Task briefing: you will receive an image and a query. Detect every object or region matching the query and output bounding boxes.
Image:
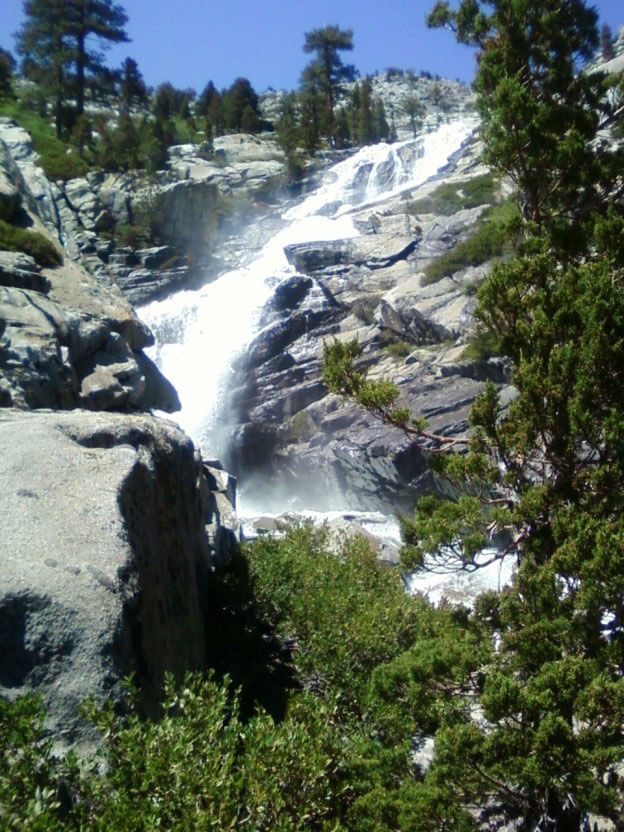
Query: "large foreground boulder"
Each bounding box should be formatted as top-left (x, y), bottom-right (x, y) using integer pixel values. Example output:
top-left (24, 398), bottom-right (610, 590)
top-left (0, 409), bottom-right (229, 750)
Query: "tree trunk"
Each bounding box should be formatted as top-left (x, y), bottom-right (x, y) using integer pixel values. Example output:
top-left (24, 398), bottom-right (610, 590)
top-left (76, 20), bottom-right (85, 116)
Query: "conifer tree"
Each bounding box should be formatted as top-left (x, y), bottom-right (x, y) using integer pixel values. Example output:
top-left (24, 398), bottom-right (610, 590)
top-left (0, 49), bottom-right (15, 100)
top-left (302, 25), bottom-right (356, 144)
top-left (299, 82), bottom-right (321, 154)
top-left (601, 22), bottom-right (615, 60)
top-left (356, 76), bottom-right (373, 144)
top-left (16, 0), bottom-right (72, 136)
top-left (401, 94), bottom-right (425, 138)
top-left (427, 0), bottom-right (623, 250)
top-left (119, 56), bottom-right (147, 115)
top-left (68, 0), bottom-right (128, 116)
top-left (275, 92), bottom-right (300, 156)
top-left (197, 81), bottom-right (224, 136)
top-left (223, 77), bottom-right (260, 133)
top-left (373, 97), bottom-right (390, 142)
top-left (16, 0), bottom-right (128, 134)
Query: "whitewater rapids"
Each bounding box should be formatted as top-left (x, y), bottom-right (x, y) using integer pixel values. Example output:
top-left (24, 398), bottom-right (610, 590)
top-left (138, 118), bottom-right (478, 465)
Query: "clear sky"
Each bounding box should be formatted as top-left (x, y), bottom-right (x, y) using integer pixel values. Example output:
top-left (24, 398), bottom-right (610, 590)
top-left (1, 0), bottom-right (623, 95)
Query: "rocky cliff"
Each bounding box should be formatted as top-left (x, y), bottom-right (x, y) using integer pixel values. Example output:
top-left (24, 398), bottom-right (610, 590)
top-left (0, 116), bottom-right (241, 748)
top-left (227, 131), bottom-right (514, 513)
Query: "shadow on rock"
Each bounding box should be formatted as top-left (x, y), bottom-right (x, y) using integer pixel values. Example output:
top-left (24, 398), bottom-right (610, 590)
top-left (204, 550), bottom-right (295, 722)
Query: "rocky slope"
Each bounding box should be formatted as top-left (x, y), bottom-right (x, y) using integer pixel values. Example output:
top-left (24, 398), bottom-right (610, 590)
top-left (227, 131), bottom-right (514, 514)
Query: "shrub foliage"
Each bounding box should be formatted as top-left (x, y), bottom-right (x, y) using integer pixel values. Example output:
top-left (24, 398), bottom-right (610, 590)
top-left (0, 219), bottom-right (62, 266)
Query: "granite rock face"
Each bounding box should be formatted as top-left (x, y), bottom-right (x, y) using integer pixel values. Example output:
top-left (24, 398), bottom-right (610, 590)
top-left (0, 118), bottom-right (292, 306)
top-left (0, 409), bottom-right (223, 749)
top-left (0, 127), bottom-right (178, 412)
top-left (228, 134), bottom-right (505, 513)
top-left (0, 258), bottom-right (177, 411)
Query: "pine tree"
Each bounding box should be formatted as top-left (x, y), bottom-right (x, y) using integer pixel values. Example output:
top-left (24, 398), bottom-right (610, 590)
top-left (119, 57), bottom-right (147, 114)
top-left (601, 22), bottom-right (615, 61)
top-left (356, 77), bottom-right (373, 144)
top-left (0, 49), bottom-right (15, 100)
top-left (427, 0), bottom-right (623, 251)
top-left (223, 77), bottom-right (260, 133)
top-left (373, 97), bottom-right (389, 142)
top-left (68, 0), bottom-right (128, 117)
top-left (16, 0), bottom-right (72, 136)
top-left (16, 0), bottom-right (128, 134)
top-left (196, 81), bottom-right (223, 134)
top-left (299, 83), bottom-right (321, 154)
top-left (401, 94), bottom-right (425, 138)
top-left (275, 92), bottom-right (300, 156)
top-left (302, 25), bottom-right (356, 144)
top-left (349, 83), bottom-right (360, 140)
top-left (333, 107), bottom-right (351, 148)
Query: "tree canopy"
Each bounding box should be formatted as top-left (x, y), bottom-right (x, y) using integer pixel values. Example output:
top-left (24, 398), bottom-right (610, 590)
top-left (118, 56), bottom-right (147, 114)
top-left (16, 0), bottom-right (128, 135)
top-left (222, 77), bottom-right (261, 133)
top-left (301, 24), bottom-right (356, 144)
top-left (0, 48), bottom-right (15, 100)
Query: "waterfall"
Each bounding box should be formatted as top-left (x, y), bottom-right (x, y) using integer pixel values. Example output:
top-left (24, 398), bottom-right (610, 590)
top-left (138, 117), bottom-right (477, 482)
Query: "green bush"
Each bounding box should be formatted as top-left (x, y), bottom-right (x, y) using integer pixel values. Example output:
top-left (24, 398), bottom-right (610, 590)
top-left (383, 340), bottom-right (413, 359)
top-left (0, 219), bottom-right (62, 266)
top-left (0, 101), bottom-right (89, 181)
top-left (289, 409), bottom-right (314, 439)
top-left (460, 328), bottom-right (503, 361)
top-left (0, 695), bottom-right (69, 831)
top-left (112, 222), bottom-right (151, 249)
top-left (246, 525), bottom-right (423, 712)
top-left (422, 200), bottom-right (520, 285)
top-left (409, 173), bottom-right (498, 216)
top-left (80, 674), bottom-right (347, 832)
top-left (0, 527), bottom-right (487, 830)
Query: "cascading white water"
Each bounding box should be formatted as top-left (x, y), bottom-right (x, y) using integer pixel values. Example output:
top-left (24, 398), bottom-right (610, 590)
top-left (286, 119), bottom-right (477, 220)
top-left (138, 212), bottom-right (358, 449)
top-left (138, 117), bottom-right (477, 476)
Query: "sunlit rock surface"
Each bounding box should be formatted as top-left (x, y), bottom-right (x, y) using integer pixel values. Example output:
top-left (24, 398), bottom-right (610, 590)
top-left (0, 410), bottom-right (215, 750)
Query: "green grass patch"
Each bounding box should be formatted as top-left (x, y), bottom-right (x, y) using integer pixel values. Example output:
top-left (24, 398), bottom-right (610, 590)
top-left (0, 219), bottom-right (62, 266)
top-left (460, 328), bottom-right (503, 361)
top-left (409, 173), bottom-right (498, 216)
top-left (384, 340), bottom-right (413, 359)
top-left (0, 100), bottom-right (89, 181)
top-left (112, 222), bottom-right (151, 249)
top-left (289, 409), bottom-right (315, 440)
top-left (422, 200), bottom-right (520, 286)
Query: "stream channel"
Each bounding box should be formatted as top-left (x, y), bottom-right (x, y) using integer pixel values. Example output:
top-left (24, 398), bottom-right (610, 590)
top-left (138, 117), bottom-right (511, 603)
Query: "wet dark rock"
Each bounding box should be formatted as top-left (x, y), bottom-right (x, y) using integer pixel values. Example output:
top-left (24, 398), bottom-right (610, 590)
top-left (241, 309), bottom-right (332, 370)
top-left (114, 265), bottom-right (199, 305)
top-left (273, 274), bottom-right (313, 310)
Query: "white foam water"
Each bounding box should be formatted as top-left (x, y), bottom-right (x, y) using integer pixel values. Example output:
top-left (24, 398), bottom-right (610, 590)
top-left (138, 212), bottom-right (358, 446)
top-left (136, 116), bottom-right (516, 604)
top-left (138, 116), bottom-right (478, 463)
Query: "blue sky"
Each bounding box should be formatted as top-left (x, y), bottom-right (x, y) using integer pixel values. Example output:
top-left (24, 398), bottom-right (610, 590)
top-left (2, 0), bottom-right (623, 94)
